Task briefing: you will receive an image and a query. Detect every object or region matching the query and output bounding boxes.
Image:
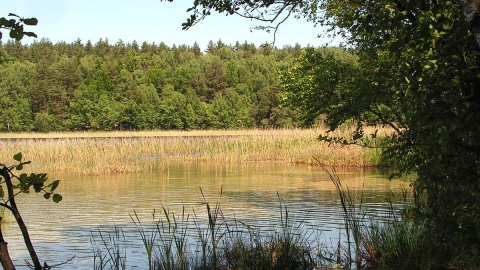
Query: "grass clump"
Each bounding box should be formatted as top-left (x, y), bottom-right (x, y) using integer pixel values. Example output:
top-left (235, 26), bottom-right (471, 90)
top-left (153, 189), bottom-right (324, 269)
top-left (361, 217), bottom-right (440, 270)
top-left (222, 222), bottom-right (318, 269)
top-left (221, 195), bottom-right (319, 270)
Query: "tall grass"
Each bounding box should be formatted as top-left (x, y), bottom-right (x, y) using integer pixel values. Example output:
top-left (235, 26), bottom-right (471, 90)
top-left (0, 128), bottom-right (389, 175)
top-left (323, 163), bottom-right (365, 269)
top-left (318, 162), bottom-right (444, 270)
top-left (131, 210), bottom-right (158, 270)
top-left (361, 217), bottom-right (439, 270)
top-left (91, 226), bottom-right (127, 270)
top-left (90, 176), bottom-right (439, 270)
top-left (91, 189), bottom-right (340, 269)
top-left (155, 206), bottom-right (191, 270)
top-left (93, 202), bottom-right (441, 269)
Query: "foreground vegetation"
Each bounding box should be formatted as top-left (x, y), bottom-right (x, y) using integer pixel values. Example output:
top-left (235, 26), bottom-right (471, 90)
top-left (91, 169), bottom-right (443, 270)
top-left (0, 128), bottom-right (388, 174)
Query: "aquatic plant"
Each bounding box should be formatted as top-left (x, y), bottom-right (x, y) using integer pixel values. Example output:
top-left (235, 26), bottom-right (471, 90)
top-left (0, 128), bottom-right (389, 175)
top-left (319, 162), bottom-right (444, 270)
top-left (91, 226), bottom-right (127, 270)
top-left (361, 217), bottom-right (440, 270)
top-left (90, 164), bottom-right (443, 269)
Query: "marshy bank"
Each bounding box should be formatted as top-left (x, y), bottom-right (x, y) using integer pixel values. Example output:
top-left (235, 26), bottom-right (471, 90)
top-left (0, 128), bottom-right (389, 175)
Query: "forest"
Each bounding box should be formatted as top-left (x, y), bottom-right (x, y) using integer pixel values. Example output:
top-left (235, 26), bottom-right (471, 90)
top-left (0, 38), bottom-right (340, 132)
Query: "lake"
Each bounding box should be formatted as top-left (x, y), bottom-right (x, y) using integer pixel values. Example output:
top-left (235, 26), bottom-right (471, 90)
top-left (2, 162), bottom-right (408, 269)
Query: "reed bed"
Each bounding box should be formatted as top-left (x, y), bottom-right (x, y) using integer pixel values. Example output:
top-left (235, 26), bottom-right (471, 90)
top-left (0, 128), bottom-right (389, 175)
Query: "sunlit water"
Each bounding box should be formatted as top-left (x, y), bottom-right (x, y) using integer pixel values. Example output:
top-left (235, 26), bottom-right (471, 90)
top-left (2, 162), bottom-right (409, 269)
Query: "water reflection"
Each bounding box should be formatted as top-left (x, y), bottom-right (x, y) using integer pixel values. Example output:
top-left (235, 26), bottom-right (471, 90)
top-left (3, 162), bottom-right (408, 269)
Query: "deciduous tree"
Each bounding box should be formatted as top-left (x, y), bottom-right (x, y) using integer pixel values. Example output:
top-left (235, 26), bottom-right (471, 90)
top-left (163, 0), bottom-right (480, 265)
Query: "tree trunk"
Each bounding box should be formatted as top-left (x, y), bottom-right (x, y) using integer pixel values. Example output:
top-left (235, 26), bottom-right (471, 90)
top-left (457, 0), bottom-right (480, 47)
top-left (0, 242), bottom-right (16, 270)
top-left (0, 217), bottom-right (15, 270)
top-left (0, 167), bottom-right (42, 270)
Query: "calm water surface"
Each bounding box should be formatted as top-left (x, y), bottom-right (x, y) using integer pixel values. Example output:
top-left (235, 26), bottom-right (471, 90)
top-left (3, 162), bottom-right (408, 268)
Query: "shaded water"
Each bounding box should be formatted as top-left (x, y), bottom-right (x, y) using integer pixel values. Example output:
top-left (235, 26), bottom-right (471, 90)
top-left (2, 162), bottom-right (408, 268)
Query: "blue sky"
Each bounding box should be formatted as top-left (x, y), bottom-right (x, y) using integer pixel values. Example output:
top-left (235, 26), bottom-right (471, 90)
top-left (1, 0), bottom-right (341, 50)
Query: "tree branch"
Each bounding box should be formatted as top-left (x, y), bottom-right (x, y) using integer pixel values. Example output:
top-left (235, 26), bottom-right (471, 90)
top-left (0, 167), bottom-right (42, 270)
top-left (366, 108), bottom-right (403, 135)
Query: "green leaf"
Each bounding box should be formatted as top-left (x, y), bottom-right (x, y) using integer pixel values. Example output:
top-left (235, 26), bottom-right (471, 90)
top-left (15, 32), bottom-right (24, 41)
top-left (24, 31), bottom-right (37, 38)
top-left (50, 180), bottom-right (60, 191)
top-left (13, 152), bottom-right (22, 162)
top-left (3, 19), bottom-right (16, 27)
top-left (9, 29), bottom-right (17, 39)
top-left (16, 164), bottom-right (23, 171)
top-left (33, 184), bottom-right (42, 193)
top-left (22, 18), bottom-right (38, 25)
top-left (52, 194), bottom-right (62, 203)
top-left (44, 193), bottom-right (51, 199)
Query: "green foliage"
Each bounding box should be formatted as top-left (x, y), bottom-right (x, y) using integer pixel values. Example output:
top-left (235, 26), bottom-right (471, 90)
top-left (210, 87), bottom-right (253, 128)
top-left (131, 84), bottom-right (161, 129)
top-left (1, 39), bottom-right (306, 131)
top-left (0, 13), bottom-right (37, 41)
top-left (0, 61), bottom-right (35, 131)
top-left (33, 111), bottom-right (57, 132)
top-left (0, 153), bottom-right (62, 203)
top-left (159, 84), bottom-right (187, 129)
top-left (280, 47), bottom-right (359, 127)
top-left (280, 0), bottom-right (480, 265)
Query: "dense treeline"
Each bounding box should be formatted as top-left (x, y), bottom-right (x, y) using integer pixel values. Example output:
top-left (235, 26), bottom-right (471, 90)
top-left (0, 38), bottom-right (328, 132)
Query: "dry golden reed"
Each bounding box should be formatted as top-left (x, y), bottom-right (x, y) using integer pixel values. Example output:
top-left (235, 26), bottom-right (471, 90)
top-left (0, 128), bottom-right (386, 175)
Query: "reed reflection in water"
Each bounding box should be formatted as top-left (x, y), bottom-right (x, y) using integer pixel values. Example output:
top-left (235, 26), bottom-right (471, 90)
top-left (2, 162), bottom-right (407, 269)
